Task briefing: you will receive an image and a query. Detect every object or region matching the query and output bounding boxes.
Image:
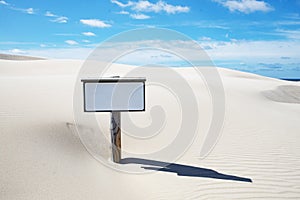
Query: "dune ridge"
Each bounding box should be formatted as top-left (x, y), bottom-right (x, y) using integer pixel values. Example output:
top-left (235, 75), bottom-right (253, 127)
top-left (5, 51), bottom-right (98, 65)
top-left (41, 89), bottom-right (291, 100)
top-left (0, 53), bottom-right (45, 61)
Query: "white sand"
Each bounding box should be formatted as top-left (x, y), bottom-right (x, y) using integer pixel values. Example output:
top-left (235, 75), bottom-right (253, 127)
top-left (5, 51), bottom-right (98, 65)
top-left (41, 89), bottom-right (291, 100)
top-left (1, 59), bottom-right (300, 199)
top-left (0, 53), bottom-right (45, 61)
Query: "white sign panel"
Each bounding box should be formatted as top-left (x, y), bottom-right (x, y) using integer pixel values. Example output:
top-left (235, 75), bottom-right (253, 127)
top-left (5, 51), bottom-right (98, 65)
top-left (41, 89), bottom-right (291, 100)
top-left (82, 78), bottom-right (145, 112)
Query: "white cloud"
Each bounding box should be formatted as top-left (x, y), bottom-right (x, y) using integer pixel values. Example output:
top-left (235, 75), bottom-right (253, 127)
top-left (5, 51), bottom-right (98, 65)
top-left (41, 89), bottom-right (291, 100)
top-left (55, 33), bottom-right (79, 36)
top-left (276, 29), bottom-right (300, 40)
top-left (25, 8), bottom-right (34, 14)
top-left (179, 21), bottom-right (230, 30)
top-left (51, 16), bottom-right (68, 23)
top-left (214, 0), bottom-right (273, 14)
top-left (200, 36), bottom-right (212, 41)
top-left (276, 20), bottom-right (300, 26)
top-left (284, 13), bottom-right (300, 20)
top-left (0, 41), bottom-right (37, 45)
top-left (111, 0), bottom-right (190, 14)
top-left (82, 40), bottom-right (91, 43)
top-left (1, 3), bottom-right (37, 15)
top-left (10, 7), bottom-right (35, 14)
top-left (65, 40), bottom-right (78, 45)
top-left (111, 0), bottom-right (133, 8)
top-left (45, 11), bottom-right (68, 23)
top-left (130, 13), bottom-right (151, 19)
top-left (45, 11), bottom-right (56, 17)
top-left (82, 32), bottom-right (96, 36)
top-left (9, 49), bottom-right (27, 54)
top-left (0, 0), bottom-right (9, 5)
top-left (116, 10), bottom-right (130, 14)
top-left (80, 19), bottom-right (112, 28)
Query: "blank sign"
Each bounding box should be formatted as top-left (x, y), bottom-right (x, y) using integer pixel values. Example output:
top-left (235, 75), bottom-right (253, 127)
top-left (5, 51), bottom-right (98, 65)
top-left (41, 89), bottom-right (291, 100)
top-left (82, 78), bottom-right (145, 112)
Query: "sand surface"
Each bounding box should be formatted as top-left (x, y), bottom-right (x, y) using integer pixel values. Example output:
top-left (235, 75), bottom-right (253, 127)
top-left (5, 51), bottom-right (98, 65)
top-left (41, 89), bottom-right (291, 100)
top-left (0, 53), bottom-right (45, 61)
top-left (1, 59), bottom-right (300, 199)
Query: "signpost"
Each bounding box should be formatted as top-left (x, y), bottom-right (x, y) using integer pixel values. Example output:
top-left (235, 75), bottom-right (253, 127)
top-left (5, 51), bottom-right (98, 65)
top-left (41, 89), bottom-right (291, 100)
top-left (81, 77), bottom-right (146, 163)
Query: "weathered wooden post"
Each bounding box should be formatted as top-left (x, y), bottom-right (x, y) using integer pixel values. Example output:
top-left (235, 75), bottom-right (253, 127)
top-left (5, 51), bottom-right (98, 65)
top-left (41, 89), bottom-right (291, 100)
top-left (110, 111), bottom-right (121, 163)
top-left (82, 77), bottom-right (146, 163)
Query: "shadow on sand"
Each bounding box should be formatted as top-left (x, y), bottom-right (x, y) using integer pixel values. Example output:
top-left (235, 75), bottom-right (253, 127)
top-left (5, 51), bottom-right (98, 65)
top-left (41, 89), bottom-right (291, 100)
top-left (120, 158), bottom-right (252, 183)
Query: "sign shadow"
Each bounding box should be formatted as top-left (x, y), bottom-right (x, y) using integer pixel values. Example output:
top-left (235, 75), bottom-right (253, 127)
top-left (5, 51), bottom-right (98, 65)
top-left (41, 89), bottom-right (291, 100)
top-left (120, 157), bottom-right (252, 183)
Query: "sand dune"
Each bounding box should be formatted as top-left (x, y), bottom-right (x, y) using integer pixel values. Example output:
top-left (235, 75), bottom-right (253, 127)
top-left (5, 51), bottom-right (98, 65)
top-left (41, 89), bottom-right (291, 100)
top-left (263, 85), bottom-right (300, 104)
top-left (0, 53), bottom-right (45, 61)
top-left (1, 59), bottom-right (300, 199)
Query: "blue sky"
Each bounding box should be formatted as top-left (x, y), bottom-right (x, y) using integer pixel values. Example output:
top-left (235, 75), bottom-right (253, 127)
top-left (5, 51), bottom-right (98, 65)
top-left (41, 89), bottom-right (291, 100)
top-left (1, 0), bottom-right (300, 78)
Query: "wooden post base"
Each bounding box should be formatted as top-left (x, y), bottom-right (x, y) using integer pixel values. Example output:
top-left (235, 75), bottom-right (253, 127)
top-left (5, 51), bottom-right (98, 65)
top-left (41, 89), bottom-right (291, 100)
top-left (110, 111), bottom-right (121, 163)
